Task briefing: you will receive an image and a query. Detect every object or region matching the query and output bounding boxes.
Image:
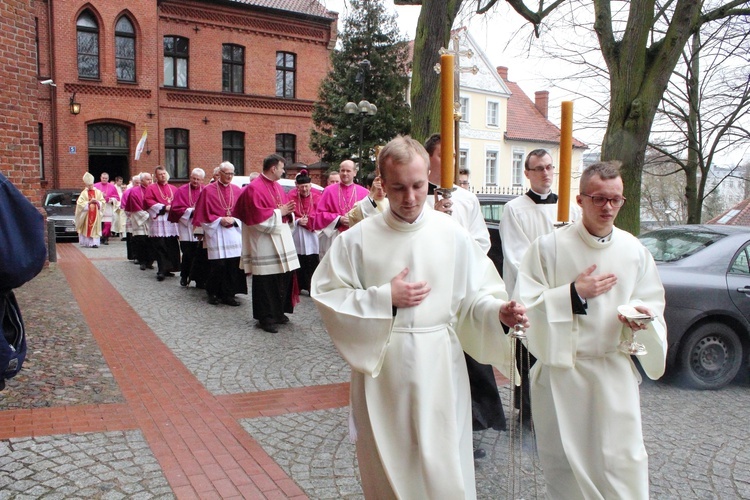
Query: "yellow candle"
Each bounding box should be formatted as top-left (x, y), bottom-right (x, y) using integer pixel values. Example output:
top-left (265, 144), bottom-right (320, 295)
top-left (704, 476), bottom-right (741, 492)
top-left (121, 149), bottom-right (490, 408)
top-left (558, 101), bottom-right (573, 223)
top-left (440, 54), bottom-right (455, 189)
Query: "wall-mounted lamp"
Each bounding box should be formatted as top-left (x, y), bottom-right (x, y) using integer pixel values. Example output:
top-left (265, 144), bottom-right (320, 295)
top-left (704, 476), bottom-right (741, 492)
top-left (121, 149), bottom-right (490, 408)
top-left (69, 92), bottom-right (81, 115)
top-left (202, 117), bottom-right (209, 124)
top-left (147, 110), bottom-right (155, 119)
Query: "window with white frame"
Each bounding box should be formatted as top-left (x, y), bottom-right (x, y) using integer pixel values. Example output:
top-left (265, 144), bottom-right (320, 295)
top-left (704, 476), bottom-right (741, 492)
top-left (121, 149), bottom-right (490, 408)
top-left (485, 150), bottom-right (498, 185)
top-left (512, 149), bottom-right (525, 186)
top-left (459, 149), bottom-right (468, 170)
top-left (487, 101), bottom-right (499, 127)
top-left (459, 97), bottom-right (469, 122)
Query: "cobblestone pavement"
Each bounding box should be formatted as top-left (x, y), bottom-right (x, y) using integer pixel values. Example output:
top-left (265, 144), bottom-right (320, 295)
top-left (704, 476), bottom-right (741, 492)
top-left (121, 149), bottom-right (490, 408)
top-left (1, 239), bottom-right (749, 498)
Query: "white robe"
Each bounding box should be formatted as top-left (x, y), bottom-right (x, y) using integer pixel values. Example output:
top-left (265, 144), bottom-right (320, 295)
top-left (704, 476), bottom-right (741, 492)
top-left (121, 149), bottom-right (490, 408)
top-left (242, 210), bottom-right (300, 276)
top-left (177, 207), bottom-right (197, 242)
top-left (516, 220), bottom-right (667, 500)
top-left (312, 208), bottom-right (515, 499)
top-left (500, 194), bottom-right (580, 295)
top-left (427, 184), bottom-right (490, 253)
top-left (202, 218), bottom-right (242, 260)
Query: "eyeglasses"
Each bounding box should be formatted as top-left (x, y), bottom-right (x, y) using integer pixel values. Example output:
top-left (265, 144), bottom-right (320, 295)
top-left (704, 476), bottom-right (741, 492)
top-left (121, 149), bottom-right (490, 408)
top-left (580, 193), bottom-right (626, 207)
top-left (526, 165), bottom-right (555, 173)
top-left (220, 171), bottom-right (234, 176)
top-left (458, 181), bottom-right (470, 186)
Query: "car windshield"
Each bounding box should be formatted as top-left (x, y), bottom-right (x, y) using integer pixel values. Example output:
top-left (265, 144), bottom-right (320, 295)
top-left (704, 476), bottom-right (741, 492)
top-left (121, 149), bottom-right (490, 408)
top-left (44, 192), bottom-right (78, 207)
top-left (639, 229), bottom-right (724, 262)
top-left (481, 203), bottom-right (506, 224)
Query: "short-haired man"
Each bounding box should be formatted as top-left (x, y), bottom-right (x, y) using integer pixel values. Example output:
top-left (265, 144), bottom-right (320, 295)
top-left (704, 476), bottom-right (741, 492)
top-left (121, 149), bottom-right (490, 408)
top-left (312, 135), bottom-right (526, 499)
top-left (345, 172), bottom-right (388, 227)
top-left (233, 155), bottom-right (300, 333)
top-left (123, 172), bottom-right (154, 269)
top-left (517, 161), bottom-right (666, 499)
top-left (458, 168), bottom-right (471, 190)
top-left (94, 172), bottom-right (121, 245)
top-left (144, 166), bottom-right (181, 281)
top-left (326, 171), bottom-right (340, 185)
top-left (500, 148), bottom-right (581, 424)
top-left (287, 168), bottom-right (322, 293)
top-left (314, 159), bottom-right (369, 257)
top-left (424, 133), bottom-right (502, 454)
top-left (193, 162), bottom-right (247, 305)
top-left (170, 168), bottom-right (207, 288)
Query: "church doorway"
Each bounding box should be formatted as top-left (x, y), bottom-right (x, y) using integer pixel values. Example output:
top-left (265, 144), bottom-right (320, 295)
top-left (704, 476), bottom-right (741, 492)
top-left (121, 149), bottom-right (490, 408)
top-left (87, 123), bottom-right (131, 182)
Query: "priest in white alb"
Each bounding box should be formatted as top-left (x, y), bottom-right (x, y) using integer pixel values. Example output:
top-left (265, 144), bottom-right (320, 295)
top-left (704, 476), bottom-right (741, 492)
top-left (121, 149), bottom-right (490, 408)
top-left (516, 161), bottom-right (667, 499)
top-left (311, 136), bottom-right (527, 499)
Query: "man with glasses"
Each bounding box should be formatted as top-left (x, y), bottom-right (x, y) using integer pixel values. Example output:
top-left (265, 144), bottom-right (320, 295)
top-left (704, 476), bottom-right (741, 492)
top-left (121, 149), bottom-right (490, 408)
top-left (516, 161), bottom-right (666, 499)
top-left (193, 162), bottom-right (247, 306)
top-left (500, 148), bottom-right (580, 425)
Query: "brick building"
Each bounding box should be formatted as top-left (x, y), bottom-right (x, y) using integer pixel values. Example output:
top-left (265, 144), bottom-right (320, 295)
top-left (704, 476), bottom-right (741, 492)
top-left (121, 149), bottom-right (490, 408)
top-left (1, 1), bottom-right (43, 204)
top-left (28, 0), bottom-right (337, 193)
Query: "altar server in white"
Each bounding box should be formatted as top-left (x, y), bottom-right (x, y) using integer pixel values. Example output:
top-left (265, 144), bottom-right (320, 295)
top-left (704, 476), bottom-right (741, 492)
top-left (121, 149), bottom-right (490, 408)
top-left (517, 161), bottom-right (667, 499)
top-left (312, 136), bottom-right (527, 499)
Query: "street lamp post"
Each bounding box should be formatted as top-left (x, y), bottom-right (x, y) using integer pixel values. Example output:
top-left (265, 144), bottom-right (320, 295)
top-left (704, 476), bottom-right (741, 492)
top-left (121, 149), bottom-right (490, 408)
top-left (345, 60), bottom-right (377, 173)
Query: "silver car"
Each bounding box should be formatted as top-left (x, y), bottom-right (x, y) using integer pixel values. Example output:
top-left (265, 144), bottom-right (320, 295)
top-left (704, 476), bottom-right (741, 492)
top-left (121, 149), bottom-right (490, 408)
top-left (638, 224), bottom-right (750, 389)
top-left (43, 189), bottom-right (80, 241)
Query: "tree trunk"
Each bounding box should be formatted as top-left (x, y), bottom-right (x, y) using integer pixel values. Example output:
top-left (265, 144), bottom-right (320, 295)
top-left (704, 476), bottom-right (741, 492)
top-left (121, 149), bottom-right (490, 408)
top-left (596, 0), bottom-right (705, 234)
top-left (685, 33), bottom-right (702, 224)
top-left (409, 0), bottom-right (463, 143)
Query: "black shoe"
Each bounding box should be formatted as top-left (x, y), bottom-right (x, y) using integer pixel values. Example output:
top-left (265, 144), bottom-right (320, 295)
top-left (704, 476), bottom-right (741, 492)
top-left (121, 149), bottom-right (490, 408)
top-left (473, 448), bottom-right (486, 460)
top-left (208, 295), bottom-right (220, 305)
top-left (180, 277), bottom-right (189, 287)
top-left (92, 245), bottom-right (99, 248)
top-left (222, 297), bottom-right (240, 306)
top-left (277, 315), bottom-right (290, 324)
top-left (156, 273), bottom-right (165, 282)
top-left (259, 322), bottom-right (278, 333)
top-left (165, 272), bottom-right (175, 277)
top-left (140, 264), bottom-right (146, 270)
top-left (102, 240), bottom-right (109, 245)
top-left (146, 264), bottom-right (154, 270)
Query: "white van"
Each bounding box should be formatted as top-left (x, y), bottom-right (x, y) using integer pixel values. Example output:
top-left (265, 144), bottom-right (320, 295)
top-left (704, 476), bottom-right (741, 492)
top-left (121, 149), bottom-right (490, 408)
top-left (231, 176), bottom-right (323, 193)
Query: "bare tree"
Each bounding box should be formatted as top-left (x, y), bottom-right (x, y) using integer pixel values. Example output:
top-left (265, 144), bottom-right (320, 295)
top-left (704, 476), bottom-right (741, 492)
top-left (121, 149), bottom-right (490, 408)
top-left (649, 17), bottom-right (750, 224)
top-left (401, 0), bottom-right (750, 233)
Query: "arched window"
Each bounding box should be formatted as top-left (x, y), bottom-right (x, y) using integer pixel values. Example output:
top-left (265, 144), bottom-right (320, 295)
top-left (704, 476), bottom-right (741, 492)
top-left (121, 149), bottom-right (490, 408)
top-left (115, 16), bottom-right (135, 82)
top-left (77, 10), bottom-right (99, 78)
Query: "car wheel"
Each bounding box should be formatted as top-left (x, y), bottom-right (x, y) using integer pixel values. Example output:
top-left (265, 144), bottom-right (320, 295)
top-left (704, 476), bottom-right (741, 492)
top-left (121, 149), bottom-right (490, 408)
top-left (679, 322), bottom-right (743, 390)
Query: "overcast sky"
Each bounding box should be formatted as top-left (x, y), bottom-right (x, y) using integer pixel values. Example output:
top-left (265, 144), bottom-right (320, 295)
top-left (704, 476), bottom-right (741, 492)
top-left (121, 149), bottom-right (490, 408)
top-left (320, 0), bottom-right (605, 151)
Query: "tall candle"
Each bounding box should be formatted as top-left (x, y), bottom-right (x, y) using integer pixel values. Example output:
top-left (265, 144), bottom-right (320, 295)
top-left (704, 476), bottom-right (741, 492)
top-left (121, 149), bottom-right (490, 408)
top-left (440, 53), bottom-right (455, 189)
top-left (557, 101), bottom-right (573, 223)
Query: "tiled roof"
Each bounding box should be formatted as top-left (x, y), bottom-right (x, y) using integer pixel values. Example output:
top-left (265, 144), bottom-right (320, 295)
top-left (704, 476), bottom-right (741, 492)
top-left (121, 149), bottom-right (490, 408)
top-left (706, 198), bottom-right (750, 226)
top-left (227, 0), bottom-right (336, 19)
top-left (502, 77), bottom-right (587, 149)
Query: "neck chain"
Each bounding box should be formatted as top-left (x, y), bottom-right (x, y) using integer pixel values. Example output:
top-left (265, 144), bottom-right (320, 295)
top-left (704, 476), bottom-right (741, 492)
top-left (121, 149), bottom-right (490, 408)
top-left (188, 183), bottom-right (203, 207)
top-left (265, 178), bottom-right (284, 208)
top-left (338, 183), bottom-right (356, 213)
top-left (156, 182), bottom-right (173, 204)
top-left (216, 183), bottom-right (234, 216)
top-left (297, 191), bottom-right (312, 216)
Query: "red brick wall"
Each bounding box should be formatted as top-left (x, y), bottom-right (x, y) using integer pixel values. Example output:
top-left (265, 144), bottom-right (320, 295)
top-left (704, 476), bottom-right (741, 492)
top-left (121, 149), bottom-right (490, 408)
top-left (41, 0), bottom-right (334, 188)
top-left (1, 0), bottom-right (43, 206)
